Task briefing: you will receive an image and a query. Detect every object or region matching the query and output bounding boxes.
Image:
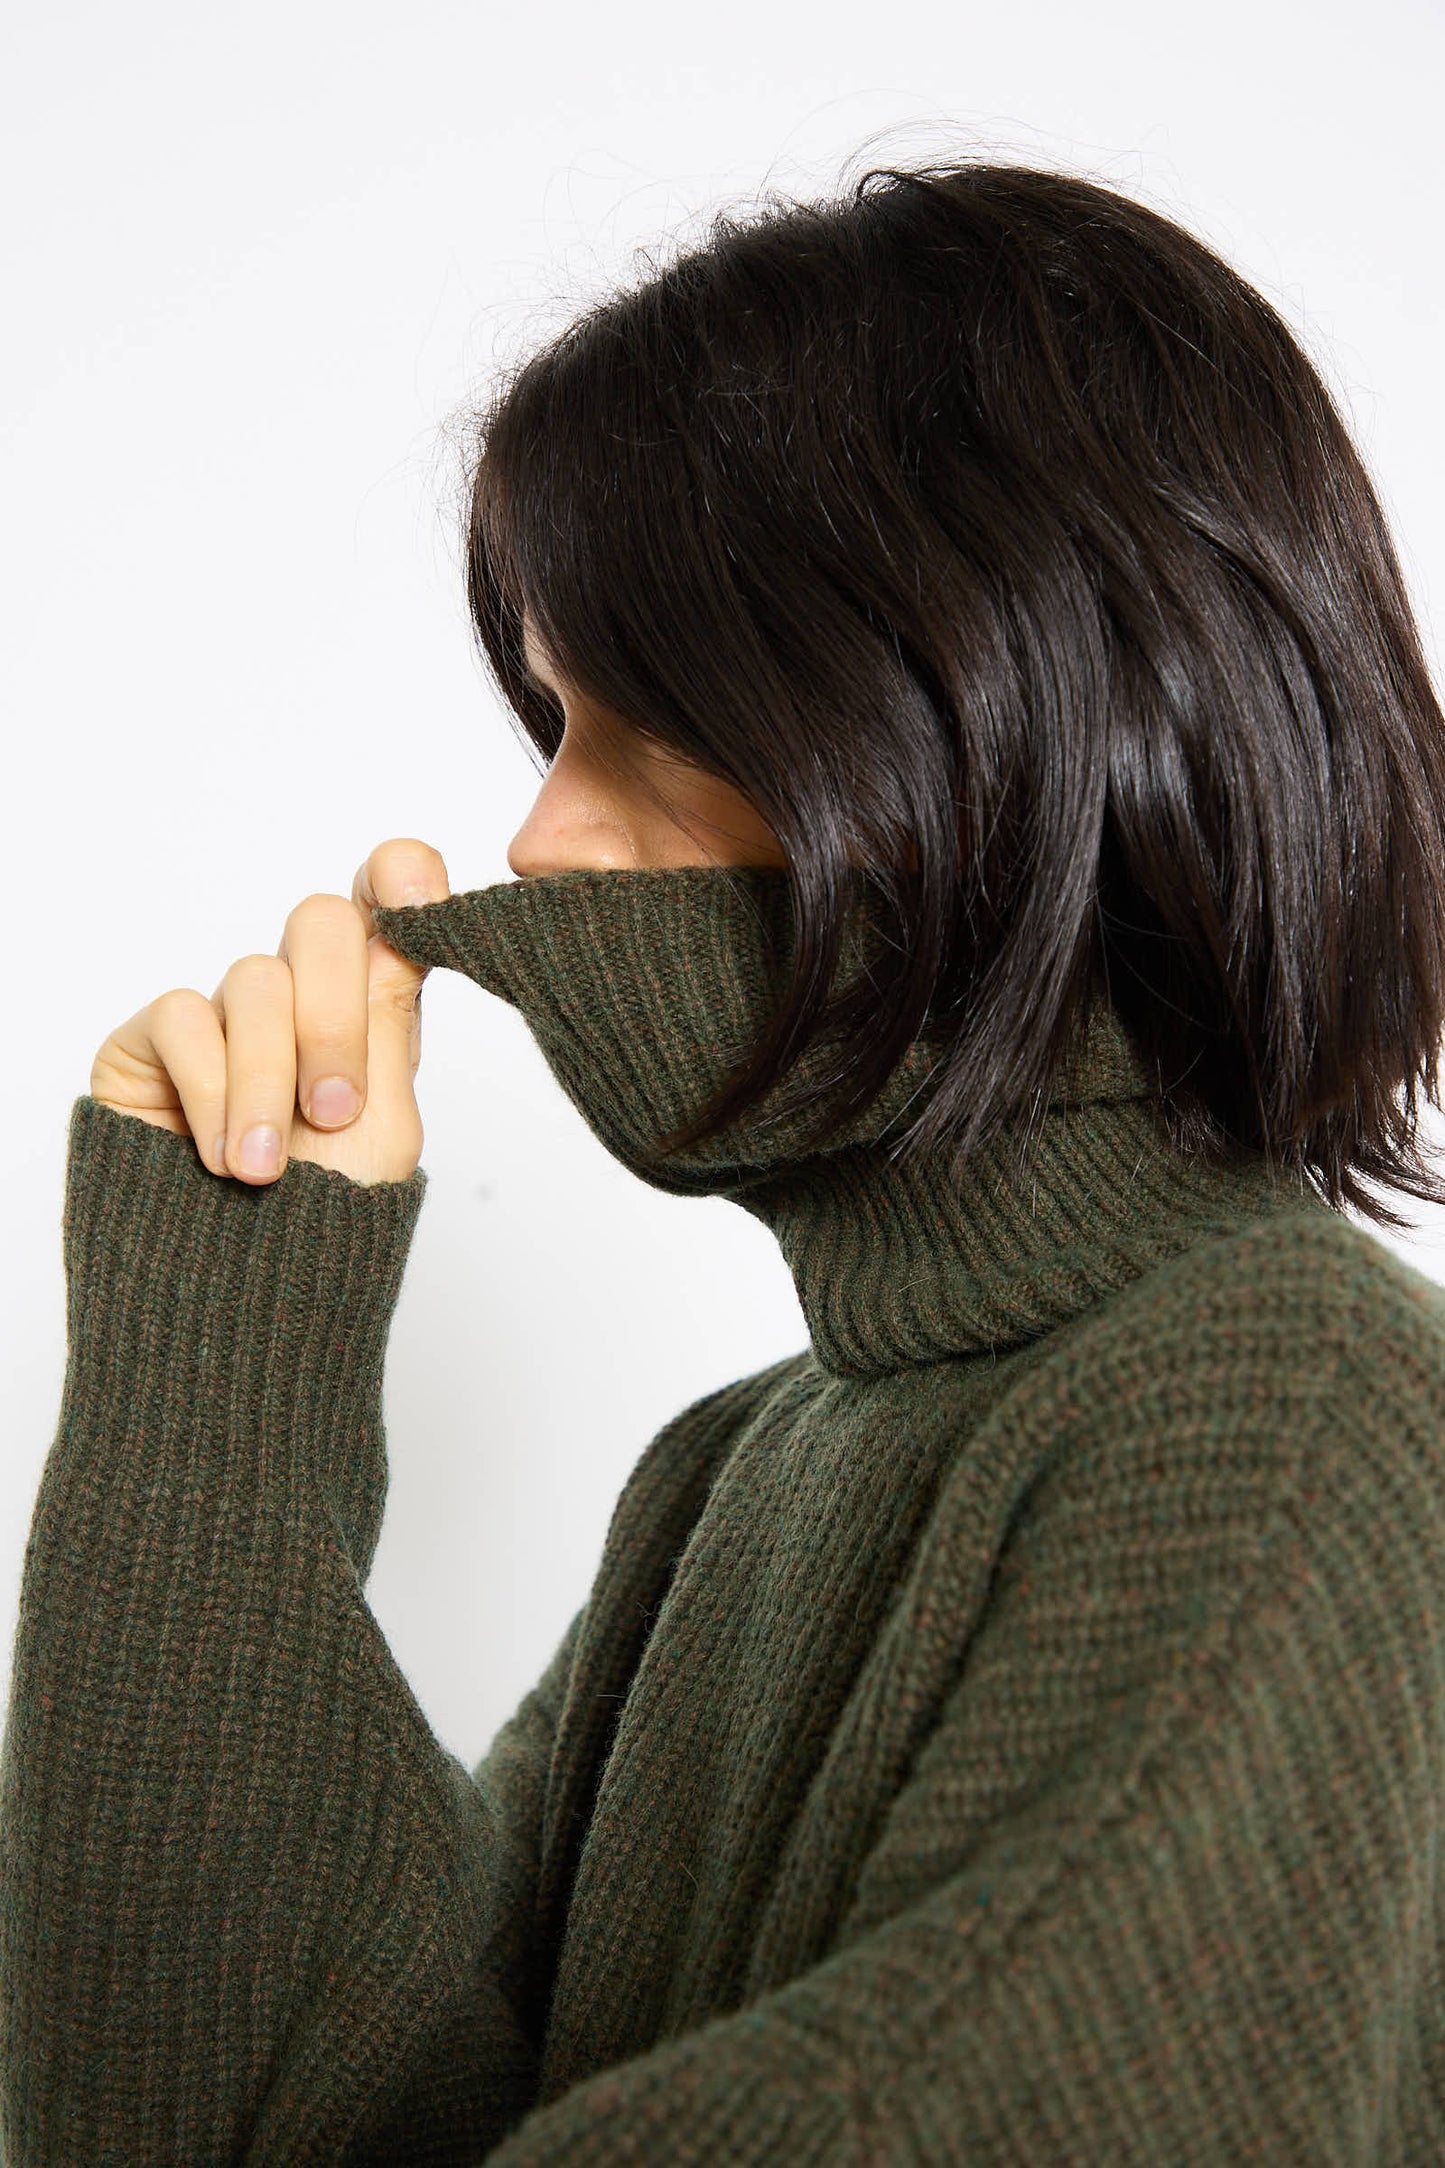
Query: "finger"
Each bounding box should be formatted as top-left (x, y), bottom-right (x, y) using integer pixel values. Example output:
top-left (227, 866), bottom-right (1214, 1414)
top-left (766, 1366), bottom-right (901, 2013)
top-left (352, 837), bottom-right (450, 943)
top-left (278, 892), bottom-right (370, 1130)
top-left (125, 988), bottom-right (231, 1172)
top-left (213, 954), bottom-right (297, 1184)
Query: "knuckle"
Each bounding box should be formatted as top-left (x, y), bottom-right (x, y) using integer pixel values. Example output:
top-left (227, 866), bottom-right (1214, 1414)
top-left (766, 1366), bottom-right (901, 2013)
top-left (385, 979), bottom-right (423, 1021)
top-left (151, 985), bottom-right (208, 1021)
top-left (230, 952), bottom-right (290, 985)
top-left (301, 1014), bottom-right (361, 1057)
top-left (287, 890), bottom-right (356, 928)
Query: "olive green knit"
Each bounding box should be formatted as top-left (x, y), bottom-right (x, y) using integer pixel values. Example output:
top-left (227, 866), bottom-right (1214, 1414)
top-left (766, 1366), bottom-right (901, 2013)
top-left (2, 864), bottom-right (1443, 2163)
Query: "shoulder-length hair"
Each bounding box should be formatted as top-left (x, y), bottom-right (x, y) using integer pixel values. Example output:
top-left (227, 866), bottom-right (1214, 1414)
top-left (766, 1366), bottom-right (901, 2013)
top-left (460, 156), bottom-right (1445, 1234)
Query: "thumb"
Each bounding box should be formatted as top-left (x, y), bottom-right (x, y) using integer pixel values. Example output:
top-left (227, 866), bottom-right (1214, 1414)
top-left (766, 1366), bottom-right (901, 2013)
top-left (363, 927), bottom-right (426, 1111)
top-left (353, 837), bottom-right (450, 974)
top-left (352, 838), bottom-right (451, 1088)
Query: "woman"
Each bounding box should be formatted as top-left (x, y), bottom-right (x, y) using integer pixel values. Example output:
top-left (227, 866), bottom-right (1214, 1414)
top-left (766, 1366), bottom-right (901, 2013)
top-left (4, 157), bottom-right (1444, 2162)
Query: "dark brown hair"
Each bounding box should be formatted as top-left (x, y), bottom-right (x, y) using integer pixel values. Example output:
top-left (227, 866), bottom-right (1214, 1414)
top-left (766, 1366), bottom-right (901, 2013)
top-left (461, 156), bottom-right (1445, 1232)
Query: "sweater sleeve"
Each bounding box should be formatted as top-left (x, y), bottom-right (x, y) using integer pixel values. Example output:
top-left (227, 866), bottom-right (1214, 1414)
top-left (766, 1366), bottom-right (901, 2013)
top-left (478, 1384), bottom-right (1445, 2165)
top-left (0, 1098), bottom-right (570, 2166)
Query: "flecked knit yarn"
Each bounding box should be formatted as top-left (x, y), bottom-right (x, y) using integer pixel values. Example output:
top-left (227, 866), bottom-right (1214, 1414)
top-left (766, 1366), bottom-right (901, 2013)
top-left (2, 863), bottom-right (1443, 2164)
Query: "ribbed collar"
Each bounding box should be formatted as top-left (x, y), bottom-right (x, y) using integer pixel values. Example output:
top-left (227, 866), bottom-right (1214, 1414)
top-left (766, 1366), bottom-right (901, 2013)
top-left (374, 867), bottom-right (1328, 1379)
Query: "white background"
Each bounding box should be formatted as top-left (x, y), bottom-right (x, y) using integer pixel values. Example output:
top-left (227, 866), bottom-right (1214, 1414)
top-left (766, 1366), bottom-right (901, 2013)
top-left (3, 0), bottom-right (1443, 1762)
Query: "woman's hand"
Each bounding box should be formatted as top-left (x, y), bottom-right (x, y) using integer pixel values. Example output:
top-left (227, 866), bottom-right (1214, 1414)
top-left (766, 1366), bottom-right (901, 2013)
top-left (88, 838), bottom-right (450, 1188)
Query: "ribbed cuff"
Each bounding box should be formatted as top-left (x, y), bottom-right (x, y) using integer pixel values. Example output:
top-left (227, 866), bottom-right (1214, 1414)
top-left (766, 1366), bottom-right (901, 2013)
top-left (59, 1097), bottom-right (428, 1576)
top-left (0, 1101), bottom-right (451, 2161)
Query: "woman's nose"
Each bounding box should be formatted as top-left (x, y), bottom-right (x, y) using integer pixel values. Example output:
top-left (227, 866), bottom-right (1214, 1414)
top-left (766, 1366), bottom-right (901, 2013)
top-left (506, 759), bottom-right (634, 877)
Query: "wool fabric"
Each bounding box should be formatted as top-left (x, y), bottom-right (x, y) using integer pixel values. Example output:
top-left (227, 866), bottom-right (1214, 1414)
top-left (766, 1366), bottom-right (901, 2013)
top-left (3, 861), bottom-right (1444, 2164)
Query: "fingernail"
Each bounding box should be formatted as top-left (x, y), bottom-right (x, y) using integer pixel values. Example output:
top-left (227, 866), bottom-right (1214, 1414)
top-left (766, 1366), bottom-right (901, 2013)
top-left (309, 1076), bottom-right (361, 1126)
top-left (237, 1125), bottom-right (282, 1176)
top-left (400, 886), bottom-right (434, 905)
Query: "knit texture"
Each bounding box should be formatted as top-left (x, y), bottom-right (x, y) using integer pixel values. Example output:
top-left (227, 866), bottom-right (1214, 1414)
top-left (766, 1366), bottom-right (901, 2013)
top-left (3, 862), bottom-right (1444, 2164)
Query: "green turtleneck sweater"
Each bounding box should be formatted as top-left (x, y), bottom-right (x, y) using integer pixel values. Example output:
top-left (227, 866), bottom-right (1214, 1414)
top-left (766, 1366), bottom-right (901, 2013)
top-left (3, 865), bottom-right (1444, 2164)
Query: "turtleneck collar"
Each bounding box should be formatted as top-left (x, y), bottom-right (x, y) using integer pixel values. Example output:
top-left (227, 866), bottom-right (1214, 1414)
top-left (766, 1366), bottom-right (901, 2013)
top-left (374, 866), bottom-right (1330, 1379)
